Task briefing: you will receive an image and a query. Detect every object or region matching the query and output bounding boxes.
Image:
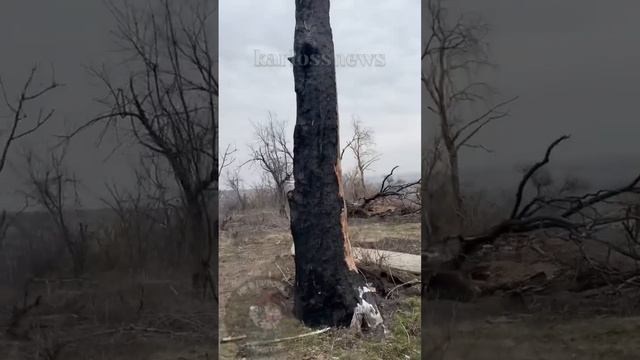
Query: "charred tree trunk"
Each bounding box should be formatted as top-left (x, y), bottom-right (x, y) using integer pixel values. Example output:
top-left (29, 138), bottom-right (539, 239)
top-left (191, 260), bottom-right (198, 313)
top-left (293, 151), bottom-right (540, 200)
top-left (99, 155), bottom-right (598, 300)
top-left (288, 0), bottom-right (380, 328)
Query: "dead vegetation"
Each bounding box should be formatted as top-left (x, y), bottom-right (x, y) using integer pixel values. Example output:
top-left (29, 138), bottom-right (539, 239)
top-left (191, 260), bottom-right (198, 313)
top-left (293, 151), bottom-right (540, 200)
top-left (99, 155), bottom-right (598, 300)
top-left (423, 1), bottom-right (640, 358)
top-left (1, 1), bottom-right (218, 358)
top-left (1, 197), bottom-right (217, 358)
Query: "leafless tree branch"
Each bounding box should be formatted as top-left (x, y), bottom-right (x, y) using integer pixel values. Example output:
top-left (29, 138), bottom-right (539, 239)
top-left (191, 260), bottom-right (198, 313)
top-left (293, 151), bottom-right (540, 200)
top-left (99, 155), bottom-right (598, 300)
top-left (0, 65), bottom-right (61, 175)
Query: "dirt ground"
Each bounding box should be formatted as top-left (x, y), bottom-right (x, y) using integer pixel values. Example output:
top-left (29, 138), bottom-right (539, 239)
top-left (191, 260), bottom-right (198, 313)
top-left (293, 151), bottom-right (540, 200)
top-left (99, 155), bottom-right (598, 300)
top-left (219, 210), bottom-right (421, 359)
top-left (0, 272), bottom-right (216, 359)
top-left (425, 234), bottom-right (640, 360)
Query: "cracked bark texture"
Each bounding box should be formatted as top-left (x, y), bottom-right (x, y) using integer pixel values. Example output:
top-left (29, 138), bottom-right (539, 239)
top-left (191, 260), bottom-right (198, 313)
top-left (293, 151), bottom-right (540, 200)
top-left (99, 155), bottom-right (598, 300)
top-left (288, 0), bottom-right (363, 327)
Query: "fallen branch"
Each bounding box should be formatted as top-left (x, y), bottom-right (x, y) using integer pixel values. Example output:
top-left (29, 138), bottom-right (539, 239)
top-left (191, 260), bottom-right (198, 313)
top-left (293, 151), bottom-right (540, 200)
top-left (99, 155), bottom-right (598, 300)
top-left (275, 262), bottom-right (293, 286)
top-left (511, 135), bottom-right (570, 219)
top-left (242, 327), bottom-right (330, 347)
top-left (385, 279), bottom-right (421, 299)
top-left (451, 134), bottom-right (640, 267)
top-left (61, 324), bottom-right (196, 345)
top-left (6, 294), bottom-right (42, 339)
top-left (348, 166), bottom-right (420, 217)
top-left (221, 334), bottom-right (247, 343)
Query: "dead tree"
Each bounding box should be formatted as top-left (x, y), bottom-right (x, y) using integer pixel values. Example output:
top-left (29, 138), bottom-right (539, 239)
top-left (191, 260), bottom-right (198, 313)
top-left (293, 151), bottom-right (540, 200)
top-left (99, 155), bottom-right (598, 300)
top-left (422, 135), bottom-right (444, 246)
top-left (347, 166), bottom-right (421, 217)
top-left (24, 149), bottom-right (87, 277)
top-left (0, 211), bottom-right (7, 250)
top-left (0, 205), bottom-right (28, 251)
top-left (0, 66), bottom-right (61, 175)
top-left (340, 116), bottom-right (380, 199)
top-left (288, 0), bottom-right (381, 329)
top-left (449, 135), bottom-right (640, 268)
top-left (424, 0), bottom-right (517, 228)
top-left (224, 168), bottom-right (247, 211)
top-left (249, 113), bottom-right (293, 216)
top-left (101, 180), bottom-right (156, 271)
top-left (0, 207), bottom-right (26, 251)
top-left (423, 135), bottom-right (443, 186)
top-left (66, 0), bottom-right (221, 300)
top-left (0, 66), bottom-right (60, 244)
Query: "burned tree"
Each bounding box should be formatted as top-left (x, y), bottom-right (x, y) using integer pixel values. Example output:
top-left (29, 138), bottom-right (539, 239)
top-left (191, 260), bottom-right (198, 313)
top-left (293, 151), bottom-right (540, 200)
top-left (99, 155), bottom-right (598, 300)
top-left (288, 0), bottom-right (381, 328)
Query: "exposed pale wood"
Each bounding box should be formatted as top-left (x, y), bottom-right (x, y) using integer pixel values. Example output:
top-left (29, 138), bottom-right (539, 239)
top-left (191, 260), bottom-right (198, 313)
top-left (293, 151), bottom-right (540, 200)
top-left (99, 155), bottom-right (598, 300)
top-left (291, 245), bottom-right (421, 275)
top-left (351, 247), bottom-right (421, 275)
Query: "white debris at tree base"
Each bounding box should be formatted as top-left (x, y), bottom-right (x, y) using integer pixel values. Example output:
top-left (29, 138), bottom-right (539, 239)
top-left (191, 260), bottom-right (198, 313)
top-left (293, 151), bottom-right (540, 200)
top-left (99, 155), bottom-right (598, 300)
top-left (350, 285), bottom-right (383, 330)
top-left (288, 244), bottom-right (384, 330)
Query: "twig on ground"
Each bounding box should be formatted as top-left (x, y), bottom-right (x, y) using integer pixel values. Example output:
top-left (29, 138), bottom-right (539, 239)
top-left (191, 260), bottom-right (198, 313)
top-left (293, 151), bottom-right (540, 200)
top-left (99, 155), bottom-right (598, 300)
top-left (242, 327), bottom-right (330, 347)
top-left (616, 275), bottom-right (640, 292)
top-left (62, 324), bottom-right (196, 345)
top-left (275, 262), bottom-right (293, 286)
top-left (221, 334), bottom-right (247, 343)
top-left (385, 279), bottom-right (421, 299)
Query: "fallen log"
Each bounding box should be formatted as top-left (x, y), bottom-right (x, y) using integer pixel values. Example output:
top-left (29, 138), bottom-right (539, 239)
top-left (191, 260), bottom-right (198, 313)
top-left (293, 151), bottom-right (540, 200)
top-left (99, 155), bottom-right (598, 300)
top-left (351, 247), bottom-right (421, 275)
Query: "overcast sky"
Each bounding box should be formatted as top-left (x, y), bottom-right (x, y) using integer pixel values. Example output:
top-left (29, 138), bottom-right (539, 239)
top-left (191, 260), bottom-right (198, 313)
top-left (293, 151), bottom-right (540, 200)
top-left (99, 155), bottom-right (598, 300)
top-left (427, 0), bottom-right (640, 188)
top-left (220, 0), bottom-right (421, 188)
top-left (0, 0), bottom-right (126, 211)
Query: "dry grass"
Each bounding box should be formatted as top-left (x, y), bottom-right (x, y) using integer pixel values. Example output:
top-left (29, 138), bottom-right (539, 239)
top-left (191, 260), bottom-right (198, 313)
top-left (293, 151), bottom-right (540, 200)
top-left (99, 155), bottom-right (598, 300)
top-left (219, 208), bottom-right (421, 359)
top-left (0, 209), bottom-right (215, 359)
top-left (424, 177), bottom-right (640, 359)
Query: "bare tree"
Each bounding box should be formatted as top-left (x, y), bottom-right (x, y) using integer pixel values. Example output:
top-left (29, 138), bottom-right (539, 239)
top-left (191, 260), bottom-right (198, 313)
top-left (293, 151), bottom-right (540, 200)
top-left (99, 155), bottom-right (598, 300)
top-left (24, 149), bottom-right (87, 277)
top-left (515, 161), bottom-right (589, 200)
top-left (98, 155), bottom-right (189, 272)
top-left (0, 210), bottom-right (9, 251)
top-left (347, 166), bottom-right (421, 217)
top-left (101, 180), bottom-right (155, 271)
top-left (0, 202), bottom-right (29, 253)
top-left (340, 116), bottom-right (380, 199)
top-left (0, 66), bottom-right (61, 243)
top-left (224, 168), bottom-right (247, 211)
top-left (341, 166), bottom-right (361, 201)
top-left (423, 0), bottom-right (517, 227)
top-left (66, 0), bottom-right (220, 298)
top-left (447, 135), bottom-right (640, 268)
top-left (423, 135), bottom-right (443, 186)
top-left (248, 113), bottom-right (293, 216)
top-left (1, 66), bottom-right (61, 175)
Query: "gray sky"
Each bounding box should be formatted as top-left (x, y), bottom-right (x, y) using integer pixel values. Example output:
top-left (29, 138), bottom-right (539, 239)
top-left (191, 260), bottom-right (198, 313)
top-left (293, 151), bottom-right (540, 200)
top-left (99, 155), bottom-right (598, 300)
top-left (220, 0), bottom-right (421, 188)
top-left (0, 0), bottom-right (130, 211)
top-left (426, 0), bottom-right (640, 188)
